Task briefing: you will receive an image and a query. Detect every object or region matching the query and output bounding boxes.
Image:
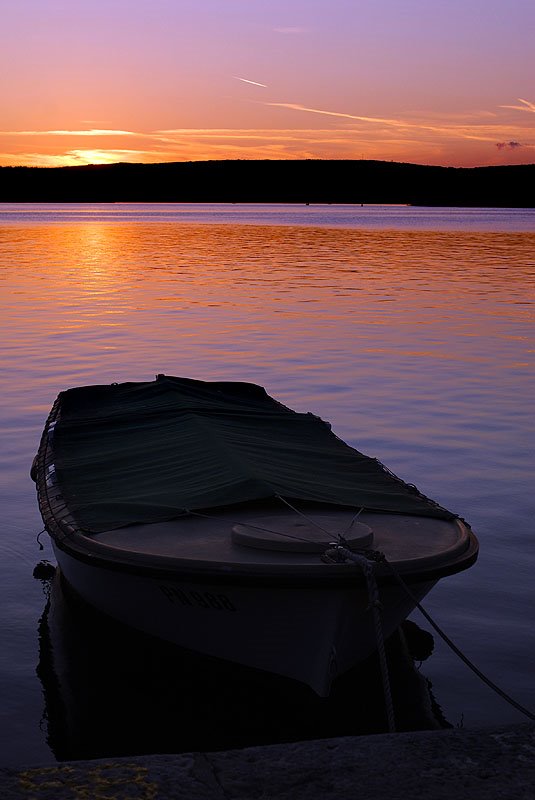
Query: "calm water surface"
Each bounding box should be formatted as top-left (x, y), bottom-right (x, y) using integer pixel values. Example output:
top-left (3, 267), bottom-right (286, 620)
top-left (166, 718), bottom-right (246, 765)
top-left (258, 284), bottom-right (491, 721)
top-left (0, 204), bottom-right (534, 763)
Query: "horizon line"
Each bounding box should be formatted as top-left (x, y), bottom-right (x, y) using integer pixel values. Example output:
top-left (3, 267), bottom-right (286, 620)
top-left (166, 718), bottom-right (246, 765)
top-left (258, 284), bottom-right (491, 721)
top-left (2, 157), bottom-right (534, 170)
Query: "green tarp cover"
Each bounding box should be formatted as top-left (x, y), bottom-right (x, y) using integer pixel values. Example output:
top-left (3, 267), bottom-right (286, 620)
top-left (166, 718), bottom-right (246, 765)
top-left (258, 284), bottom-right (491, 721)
top-left (52, 375), bottom-right (454, 532)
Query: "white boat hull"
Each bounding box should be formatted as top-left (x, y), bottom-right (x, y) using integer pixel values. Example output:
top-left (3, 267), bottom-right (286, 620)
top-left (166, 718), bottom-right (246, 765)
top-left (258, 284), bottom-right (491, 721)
top-left (54, 545), bottom-right (435, 696)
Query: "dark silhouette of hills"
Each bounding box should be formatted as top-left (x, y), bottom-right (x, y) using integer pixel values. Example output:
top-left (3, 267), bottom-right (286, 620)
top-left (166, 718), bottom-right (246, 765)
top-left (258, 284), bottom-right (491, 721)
top-left (0, 159), bottom-right (533, 206)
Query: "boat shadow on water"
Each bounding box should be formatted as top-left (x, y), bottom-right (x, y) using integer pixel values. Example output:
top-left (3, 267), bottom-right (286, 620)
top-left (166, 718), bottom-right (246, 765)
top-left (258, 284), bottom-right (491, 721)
top-left (36, 569), bottom-right (451, 762)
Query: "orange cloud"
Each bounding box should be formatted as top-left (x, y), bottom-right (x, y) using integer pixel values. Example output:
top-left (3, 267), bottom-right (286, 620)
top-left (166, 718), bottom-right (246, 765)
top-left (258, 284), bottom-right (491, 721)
top-left (1, 129), bottom-right (140, 137)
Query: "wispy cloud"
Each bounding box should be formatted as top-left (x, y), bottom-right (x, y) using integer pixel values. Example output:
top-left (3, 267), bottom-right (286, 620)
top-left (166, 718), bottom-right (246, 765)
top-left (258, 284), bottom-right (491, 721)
top-left (499, 98), bottom-right (535, 113)
top-left (1, 129), bottom-right (139, 137)
top-left (266, 102), bottom-right (398, 125)
top-left (233, 76), bottom-right (267, 88)
top-left (265, 101), bottom-right (535, 145)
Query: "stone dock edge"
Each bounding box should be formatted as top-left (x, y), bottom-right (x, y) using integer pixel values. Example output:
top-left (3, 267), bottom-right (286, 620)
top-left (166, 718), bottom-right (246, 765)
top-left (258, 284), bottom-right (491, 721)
top-left (1, 723), bottom-right (534, 799)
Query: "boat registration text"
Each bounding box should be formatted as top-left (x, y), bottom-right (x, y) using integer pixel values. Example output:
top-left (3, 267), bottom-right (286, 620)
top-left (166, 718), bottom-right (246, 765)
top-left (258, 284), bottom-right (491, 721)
top-left (159, 584), bottom-right (236, 611)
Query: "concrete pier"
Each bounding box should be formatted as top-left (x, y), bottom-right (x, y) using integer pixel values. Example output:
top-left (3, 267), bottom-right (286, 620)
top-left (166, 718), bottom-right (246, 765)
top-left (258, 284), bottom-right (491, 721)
top-left (1, 723), bottom-right (533, 799)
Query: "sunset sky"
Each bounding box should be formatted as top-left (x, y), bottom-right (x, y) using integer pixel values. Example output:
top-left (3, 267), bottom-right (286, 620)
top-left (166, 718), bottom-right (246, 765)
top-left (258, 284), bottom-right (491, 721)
top-left (1, 0), bottom-right (534, 168)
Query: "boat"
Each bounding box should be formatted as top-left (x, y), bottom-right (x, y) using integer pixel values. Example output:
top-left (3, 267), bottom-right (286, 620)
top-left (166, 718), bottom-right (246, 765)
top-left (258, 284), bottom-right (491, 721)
top-left (32, 374), bottom-right (478, 696)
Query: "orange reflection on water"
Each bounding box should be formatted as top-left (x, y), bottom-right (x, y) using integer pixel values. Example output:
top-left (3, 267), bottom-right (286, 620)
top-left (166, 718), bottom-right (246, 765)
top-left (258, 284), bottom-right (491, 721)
top-left (1, 222), bottom-right (533, 384)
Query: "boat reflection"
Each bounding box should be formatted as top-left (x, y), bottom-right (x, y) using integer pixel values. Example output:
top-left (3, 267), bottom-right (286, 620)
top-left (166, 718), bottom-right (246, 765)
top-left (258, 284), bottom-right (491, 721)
top-left (37, 569), bottom-right (450, 761)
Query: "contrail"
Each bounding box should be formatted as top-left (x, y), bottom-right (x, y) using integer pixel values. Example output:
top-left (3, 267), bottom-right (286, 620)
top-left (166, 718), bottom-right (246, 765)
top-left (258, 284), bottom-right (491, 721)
top-left (234, 76), bottom-right (267, 88)
top-left (499, 98), bottom-right (535, 114)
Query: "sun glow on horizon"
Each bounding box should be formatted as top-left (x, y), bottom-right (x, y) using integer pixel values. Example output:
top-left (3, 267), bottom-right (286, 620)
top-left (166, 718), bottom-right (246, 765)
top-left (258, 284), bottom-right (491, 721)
top-left (65, 149), bottom-right (151, 166)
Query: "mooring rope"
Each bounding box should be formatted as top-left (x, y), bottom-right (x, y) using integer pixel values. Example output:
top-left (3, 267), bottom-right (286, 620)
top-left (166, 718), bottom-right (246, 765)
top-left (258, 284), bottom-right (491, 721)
top-left (377, 554), bottom-right (535, 722)
top-left (323, 545), bottom-right (396, 733)
top-left (329, 543), bottom-right (535, 723)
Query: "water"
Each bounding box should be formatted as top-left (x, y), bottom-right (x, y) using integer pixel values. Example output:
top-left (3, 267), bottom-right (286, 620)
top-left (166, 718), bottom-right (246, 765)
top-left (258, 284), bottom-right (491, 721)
top-left (1, 202), bottom-right (534, 231)
top-left (0, 203), bottom-right (534, 764)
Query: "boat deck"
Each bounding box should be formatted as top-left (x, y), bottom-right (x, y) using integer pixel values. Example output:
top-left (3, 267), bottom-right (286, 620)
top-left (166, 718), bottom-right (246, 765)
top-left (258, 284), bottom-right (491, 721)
top-left (90, 507), bottom-right (470, 573)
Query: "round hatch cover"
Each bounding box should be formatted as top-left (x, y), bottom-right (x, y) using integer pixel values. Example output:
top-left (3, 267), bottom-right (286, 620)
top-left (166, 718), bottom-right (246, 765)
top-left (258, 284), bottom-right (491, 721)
top-left (232, 515), bottom-right (373, 553)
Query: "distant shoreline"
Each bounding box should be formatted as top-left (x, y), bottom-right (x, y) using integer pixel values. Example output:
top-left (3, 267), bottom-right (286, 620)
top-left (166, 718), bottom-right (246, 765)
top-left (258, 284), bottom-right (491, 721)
top-left (1, 159), bottom-right (533, 207)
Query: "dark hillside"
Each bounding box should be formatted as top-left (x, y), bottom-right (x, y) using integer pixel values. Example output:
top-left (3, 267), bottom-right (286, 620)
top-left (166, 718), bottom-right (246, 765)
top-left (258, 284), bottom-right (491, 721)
top-left (0, 160), bottom-right (533, 206)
